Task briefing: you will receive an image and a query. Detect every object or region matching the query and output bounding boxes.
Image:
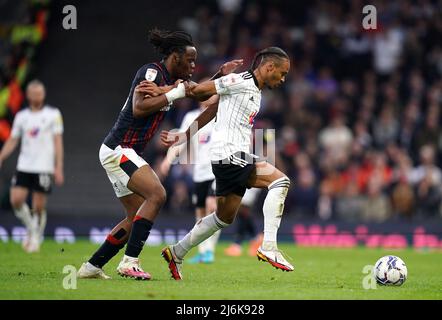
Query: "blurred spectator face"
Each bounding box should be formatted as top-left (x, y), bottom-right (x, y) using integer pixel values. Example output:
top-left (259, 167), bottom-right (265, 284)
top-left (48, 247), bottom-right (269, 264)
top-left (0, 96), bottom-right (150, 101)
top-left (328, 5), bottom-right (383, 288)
top-left (295, 152), bottom-right (310, 170)
top-left (299, 168), bottom-right (315, 189)
top-left (367, 176), bottom-right (382, 197)
top-left (420, 145), bottom-right (435, 165)
top-left (26, 81), bottom-right (45, 107)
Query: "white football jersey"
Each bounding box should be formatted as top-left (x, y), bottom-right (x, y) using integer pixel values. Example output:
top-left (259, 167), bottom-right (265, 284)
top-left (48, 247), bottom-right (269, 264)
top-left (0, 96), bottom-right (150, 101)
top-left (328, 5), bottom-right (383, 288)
top-left (11, 105), bottom-right (63, 174)
top-left (179, 108), bottom-right (215, 183)
top-left (211, 71), bottom-right (261, 161)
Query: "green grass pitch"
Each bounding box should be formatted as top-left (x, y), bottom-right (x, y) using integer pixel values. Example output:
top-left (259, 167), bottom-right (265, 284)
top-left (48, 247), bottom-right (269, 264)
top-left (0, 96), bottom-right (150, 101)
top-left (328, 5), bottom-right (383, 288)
top-left (0, 240), bottom-right (441, 300)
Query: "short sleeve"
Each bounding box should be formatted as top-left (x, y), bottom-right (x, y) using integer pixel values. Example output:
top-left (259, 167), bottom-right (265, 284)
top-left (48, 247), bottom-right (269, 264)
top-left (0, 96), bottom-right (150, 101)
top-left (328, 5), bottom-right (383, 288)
top-left (214, 73), bottom-right (247, 95)
top-left (10, 113), bottom-right (22, 138)
top-left (52, 109), bottom-right (64, 134)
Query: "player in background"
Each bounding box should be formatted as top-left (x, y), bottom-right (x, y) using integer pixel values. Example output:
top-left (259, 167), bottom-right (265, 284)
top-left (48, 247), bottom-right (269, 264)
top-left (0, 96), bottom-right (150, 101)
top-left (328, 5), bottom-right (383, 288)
top-left (159, 47), bottom-right (293, 280)
top-left (77, 29), bottom-right (242, 280)
top-left (159, 92), bottom-right (220, 264)
top-left (224, 188), bottom-right (263, 257)
top-left (0, 80), bottom-right (64, 253)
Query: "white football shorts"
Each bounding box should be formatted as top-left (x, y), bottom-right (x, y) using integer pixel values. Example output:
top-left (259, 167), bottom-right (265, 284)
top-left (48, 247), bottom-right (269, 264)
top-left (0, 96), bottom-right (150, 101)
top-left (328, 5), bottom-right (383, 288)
top-left (99, 144), bottom-right (148, 198)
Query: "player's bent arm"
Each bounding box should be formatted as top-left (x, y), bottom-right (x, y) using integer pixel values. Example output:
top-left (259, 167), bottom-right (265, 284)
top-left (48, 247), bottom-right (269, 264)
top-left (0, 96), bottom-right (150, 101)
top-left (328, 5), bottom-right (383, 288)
top-left (186, 81), bottom-right (217, 101)
top-left (0, 137), bottom-right (19, 167)
top-left (132, 82), bottom-right (186, 118)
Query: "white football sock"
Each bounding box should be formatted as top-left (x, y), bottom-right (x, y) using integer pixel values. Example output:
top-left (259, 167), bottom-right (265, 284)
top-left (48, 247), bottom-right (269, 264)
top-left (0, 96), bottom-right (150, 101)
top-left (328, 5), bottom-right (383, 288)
top-left (173, 212), bottom-right (229, 260)
top-left (13, 203), bottom-right (33, 229)
top-left (37, 210), bottom-right (47, 242)
top-left (262, 177), bottom-right (290, 249)
top-left (206, 229), bottom-right (221, 252)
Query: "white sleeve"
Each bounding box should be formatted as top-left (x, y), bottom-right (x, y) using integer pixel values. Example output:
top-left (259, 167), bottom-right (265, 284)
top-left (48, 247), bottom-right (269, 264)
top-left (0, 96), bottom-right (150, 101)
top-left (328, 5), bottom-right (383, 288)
top-left (52, 109), bottom-right (64, 135)
top-left (179, 112), bottom-right (195, 132)
top-left (214, 73), bottom-right (247, 95)
top-left (10, 113), bottom-right (22, 138)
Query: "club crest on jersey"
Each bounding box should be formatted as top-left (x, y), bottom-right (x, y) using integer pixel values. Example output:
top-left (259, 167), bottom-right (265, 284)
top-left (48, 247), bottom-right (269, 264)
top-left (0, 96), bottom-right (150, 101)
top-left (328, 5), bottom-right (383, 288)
top-left (28, 127), bottom-right (40, 137)
top-left (145, 68), bottom-right (158, 81)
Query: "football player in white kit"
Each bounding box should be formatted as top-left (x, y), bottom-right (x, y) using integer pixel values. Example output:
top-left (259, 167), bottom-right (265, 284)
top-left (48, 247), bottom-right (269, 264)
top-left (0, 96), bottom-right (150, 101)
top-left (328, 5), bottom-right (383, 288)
top-left (159, 47), bottom-right (293, 280)
top-left (0, 80), bottom-right (64, 252)
top-left (159, 93), bottom-right (220, 264)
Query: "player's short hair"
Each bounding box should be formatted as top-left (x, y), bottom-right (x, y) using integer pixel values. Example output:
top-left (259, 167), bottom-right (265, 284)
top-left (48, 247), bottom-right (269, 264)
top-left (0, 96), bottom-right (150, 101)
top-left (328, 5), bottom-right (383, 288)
top-left (251, 47), bottom-right (289, 70)
top-left (148, 28), bottom-right (194, 57)
top-left (26, 79), bottom-right (45, 91)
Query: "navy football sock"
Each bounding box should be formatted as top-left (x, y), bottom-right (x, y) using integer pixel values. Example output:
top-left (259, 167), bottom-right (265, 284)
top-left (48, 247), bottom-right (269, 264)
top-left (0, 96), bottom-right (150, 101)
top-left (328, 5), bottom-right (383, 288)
top-left (124, 217), bottom-right (153, 258)
top-left (89, 229), bottom-right (127, 268)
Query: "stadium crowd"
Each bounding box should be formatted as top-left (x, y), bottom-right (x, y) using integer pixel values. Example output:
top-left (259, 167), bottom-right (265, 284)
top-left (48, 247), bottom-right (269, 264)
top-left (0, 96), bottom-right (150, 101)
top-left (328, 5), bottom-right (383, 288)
top-left (153, 0), bottom-right (442, 222)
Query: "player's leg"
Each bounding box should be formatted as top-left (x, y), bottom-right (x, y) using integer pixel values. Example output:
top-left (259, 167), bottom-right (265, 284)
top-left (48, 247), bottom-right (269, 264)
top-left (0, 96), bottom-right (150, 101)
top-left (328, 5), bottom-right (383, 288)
top-left (123, 164), bottom-right (166, 254)
top-left (29, 191), bottom-right (48, 251)
top-left (80, 193), bottom-right (144, 279)
top-left (188, 181), bottom-right (211, 264)
top-left (162, 193), bottom-right (242, 280)
top-left (115, 164), bottom-right (166, 280)
top-left (247, 161), bottom-right (293, 271)
top-left (201, 194), bottom-right (220, 263)
top-left (10, 184), bottom-right (31, 250)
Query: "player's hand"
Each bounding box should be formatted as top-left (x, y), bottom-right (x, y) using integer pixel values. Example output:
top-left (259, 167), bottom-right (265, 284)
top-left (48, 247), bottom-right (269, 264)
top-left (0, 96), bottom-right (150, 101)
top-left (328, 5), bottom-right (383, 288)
top-left (135, 81), bottom-right (162, 97)
top-left (220, 59), bottom-right (244, 75)
top-left (160, 130), bottom-right (187, 148)
top-left (183, 81), bottom-right (196, 98)
top-left (54, 168), bottom-right (64, 186)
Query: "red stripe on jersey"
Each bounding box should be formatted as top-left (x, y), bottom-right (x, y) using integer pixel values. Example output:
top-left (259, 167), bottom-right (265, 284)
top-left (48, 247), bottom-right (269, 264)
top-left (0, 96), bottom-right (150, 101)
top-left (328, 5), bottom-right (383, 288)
top-left (144, 112), bottom-right (163, 141)
top-left (133, 215), bottom-right (143, 222)
top-left (122, 127), bottom-right (133, 146)
top-left (129, 130), bottom-right (139, 149)
top-left (120, 154), bottom-right (129, 164)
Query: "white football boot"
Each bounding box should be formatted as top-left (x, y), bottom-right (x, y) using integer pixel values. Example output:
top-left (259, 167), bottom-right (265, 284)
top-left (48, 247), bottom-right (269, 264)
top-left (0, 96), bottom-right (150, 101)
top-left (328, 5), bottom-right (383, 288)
top-left (77, 262), bottom-right (111, 279)
top-left (257, 246), bottom-right (294, 272)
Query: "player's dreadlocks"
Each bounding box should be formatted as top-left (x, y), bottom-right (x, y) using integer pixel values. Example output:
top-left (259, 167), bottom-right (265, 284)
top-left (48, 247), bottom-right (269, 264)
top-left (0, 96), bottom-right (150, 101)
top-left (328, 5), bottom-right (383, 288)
top-left (148, 28), bottom-right (194, 57)
top-left (250, 47), bottom-right (289, 70)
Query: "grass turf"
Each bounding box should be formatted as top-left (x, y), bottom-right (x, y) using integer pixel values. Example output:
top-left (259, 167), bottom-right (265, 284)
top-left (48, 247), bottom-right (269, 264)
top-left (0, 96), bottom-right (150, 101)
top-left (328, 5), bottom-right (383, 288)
top-left (0, 240), bottom-right (441, 300)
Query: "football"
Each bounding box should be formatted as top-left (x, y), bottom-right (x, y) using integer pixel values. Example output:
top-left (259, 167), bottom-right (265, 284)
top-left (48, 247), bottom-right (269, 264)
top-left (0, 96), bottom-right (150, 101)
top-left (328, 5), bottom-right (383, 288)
top-left (373, 255), bottom-right (408, 286)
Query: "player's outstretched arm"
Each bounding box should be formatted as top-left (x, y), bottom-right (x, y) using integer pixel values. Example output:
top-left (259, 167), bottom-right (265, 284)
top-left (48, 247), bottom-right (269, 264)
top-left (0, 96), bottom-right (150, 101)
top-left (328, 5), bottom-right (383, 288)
top-left (0, 137), bottom-right (19, 169)
top-left (132, 80), bottom-right (187, 118)
top-left (185, 80), bottom-right (218, 101)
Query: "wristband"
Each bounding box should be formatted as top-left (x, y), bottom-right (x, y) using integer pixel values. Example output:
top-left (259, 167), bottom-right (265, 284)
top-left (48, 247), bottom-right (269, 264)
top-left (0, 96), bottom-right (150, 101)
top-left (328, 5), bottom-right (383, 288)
top-left (165, 82), bottom-right (186, 103)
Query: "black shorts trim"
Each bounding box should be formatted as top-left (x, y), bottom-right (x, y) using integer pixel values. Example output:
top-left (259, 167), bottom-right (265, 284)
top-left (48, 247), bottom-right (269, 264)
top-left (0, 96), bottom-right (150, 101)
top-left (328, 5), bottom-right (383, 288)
top-left (211, 152), bottom-right (260, 197)
top-left (193, 179), bottom-right (215, 208)
top-left (11, 171), bottom-right (53, 194)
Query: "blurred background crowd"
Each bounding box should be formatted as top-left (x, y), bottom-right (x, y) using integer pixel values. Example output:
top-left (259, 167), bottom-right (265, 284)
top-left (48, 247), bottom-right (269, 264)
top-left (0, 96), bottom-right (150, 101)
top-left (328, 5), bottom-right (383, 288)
top-left (0, 0), bottom-right (441, 223)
